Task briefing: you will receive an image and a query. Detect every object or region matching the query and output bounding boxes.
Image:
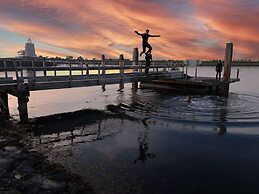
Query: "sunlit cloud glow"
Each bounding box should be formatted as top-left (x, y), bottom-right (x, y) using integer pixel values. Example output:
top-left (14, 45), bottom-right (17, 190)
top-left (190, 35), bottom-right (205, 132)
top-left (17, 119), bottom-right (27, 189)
top-left (0, 0), bottom-right (258, 60)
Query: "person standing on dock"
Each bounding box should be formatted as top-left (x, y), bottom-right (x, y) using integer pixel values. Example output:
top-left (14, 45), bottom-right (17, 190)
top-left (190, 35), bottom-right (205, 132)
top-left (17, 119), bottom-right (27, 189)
top-left (134, 29), bottom-right (160, 57)
top-left (216, 60), bottom-right (223, 80)
top-left (145, 51), bottom-right (152, 75)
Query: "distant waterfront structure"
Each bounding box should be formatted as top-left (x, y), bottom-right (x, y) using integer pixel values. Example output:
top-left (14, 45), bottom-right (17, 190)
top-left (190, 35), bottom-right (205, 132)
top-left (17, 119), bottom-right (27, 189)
top-left (17, 38), bottom-right (37, 58)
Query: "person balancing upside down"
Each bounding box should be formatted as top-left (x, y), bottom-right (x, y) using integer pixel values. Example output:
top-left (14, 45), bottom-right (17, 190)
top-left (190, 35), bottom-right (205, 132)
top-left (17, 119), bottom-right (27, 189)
top-left (134, 29), bottom-right (160, 57)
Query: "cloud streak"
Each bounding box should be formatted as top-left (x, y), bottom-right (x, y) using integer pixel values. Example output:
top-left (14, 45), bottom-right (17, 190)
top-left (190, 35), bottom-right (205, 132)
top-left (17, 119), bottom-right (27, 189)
top-left (0, 0), bottom-right (258, 59)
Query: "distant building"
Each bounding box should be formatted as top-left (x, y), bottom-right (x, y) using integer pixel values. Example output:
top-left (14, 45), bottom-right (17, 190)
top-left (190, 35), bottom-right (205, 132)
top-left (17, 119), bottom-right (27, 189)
top-left (17, 38), bottom-right (37, 58)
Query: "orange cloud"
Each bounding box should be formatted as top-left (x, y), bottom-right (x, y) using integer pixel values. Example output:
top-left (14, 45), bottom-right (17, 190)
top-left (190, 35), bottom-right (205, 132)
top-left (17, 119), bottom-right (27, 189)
top-left (0, 0), bottom-right (258, 60)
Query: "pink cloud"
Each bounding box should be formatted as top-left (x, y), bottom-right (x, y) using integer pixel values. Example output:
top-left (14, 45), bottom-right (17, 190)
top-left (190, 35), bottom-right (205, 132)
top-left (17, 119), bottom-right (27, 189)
top-left (0, 0), bottom-right (258, 60)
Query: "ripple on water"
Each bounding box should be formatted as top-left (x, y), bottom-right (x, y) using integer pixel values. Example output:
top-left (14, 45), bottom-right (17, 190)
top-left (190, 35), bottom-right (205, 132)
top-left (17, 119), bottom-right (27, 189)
top-left (118, 92), bottom-right (259, 128)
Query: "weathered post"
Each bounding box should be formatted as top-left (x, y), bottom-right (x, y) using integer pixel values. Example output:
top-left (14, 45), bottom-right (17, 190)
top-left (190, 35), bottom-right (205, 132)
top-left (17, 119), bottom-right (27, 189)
top-left (69, 61), bottom-right (72, 87)
top-left (185, 60), bottom-right (189, 78)
top-left (132, 48), bottom-right (139, 89)
top-left (43, 58), bottom-right (47, 77)
top-left (119, 54), bottom-right (125, 90)
top-left (32, 60), bottom-right (36, 89)
top-left (0, 91), bottom-right (10, 117)
top-left (220, 42), bottom-right (233, 97)
top-left (236, 68), bottom-right (240, 79)
top-left (14, 60), bottom-right (19, 82)
top-left (81, 61), bottom-right (84, 76)
top-left (195, 60), bottom-right (199, 81)
top-left (54, 60), bottom-right (57, 77)
top-left (19, 60), bottom-right (23, 78)
top-left (86, 63), bottom-right (89, 75)
top-left (101, 55), bottom-right (106, 91)
top-left (3, 59), bottom-right (8, 78)
top-left (97, 61), bottom-right (100, 84)
top-left (17, 91), bottom-right (30, 123)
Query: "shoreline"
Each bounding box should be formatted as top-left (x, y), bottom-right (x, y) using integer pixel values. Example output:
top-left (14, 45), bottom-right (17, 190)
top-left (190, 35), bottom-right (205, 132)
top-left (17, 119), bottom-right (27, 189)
top-left (0, 107), bottom-right (138, 194)
top-left (0, 120), bottom-right (94, 194)
top-left (200, 62), bottom-right (259, 67)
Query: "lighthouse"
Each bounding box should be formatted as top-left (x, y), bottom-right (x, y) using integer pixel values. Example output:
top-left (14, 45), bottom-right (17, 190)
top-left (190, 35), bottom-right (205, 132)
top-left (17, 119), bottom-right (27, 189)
top-left (24, 38), bottom-right (36, 57)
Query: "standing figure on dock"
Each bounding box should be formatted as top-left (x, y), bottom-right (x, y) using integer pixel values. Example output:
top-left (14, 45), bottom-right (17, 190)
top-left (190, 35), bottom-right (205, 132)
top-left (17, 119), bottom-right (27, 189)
top-left (216, 60), bottom-right (223, 80)
top-left (134, 29), bottom-right (160, 57)
top-left (145, 51), bottom-right (152, 75)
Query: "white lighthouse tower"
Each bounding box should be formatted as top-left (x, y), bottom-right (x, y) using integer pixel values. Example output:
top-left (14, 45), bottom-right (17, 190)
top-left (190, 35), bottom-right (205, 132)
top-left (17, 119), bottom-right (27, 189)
top-left (24, 38), bottom-right (36, 57)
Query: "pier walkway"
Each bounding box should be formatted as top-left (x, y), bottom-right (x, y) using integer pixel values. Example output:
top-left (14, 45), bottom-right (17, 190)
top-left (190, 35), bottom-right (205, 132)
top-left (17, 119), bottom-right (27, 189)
top-left (0, 54), bottom-right (183, 122)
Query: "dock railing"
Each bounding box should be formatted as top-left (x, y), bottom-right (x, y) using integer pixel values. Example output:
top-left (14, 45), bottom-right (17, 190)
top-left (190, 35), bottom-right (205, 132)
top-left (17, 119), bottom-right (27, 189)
top-left (0, 57), bottom-right (183, 90)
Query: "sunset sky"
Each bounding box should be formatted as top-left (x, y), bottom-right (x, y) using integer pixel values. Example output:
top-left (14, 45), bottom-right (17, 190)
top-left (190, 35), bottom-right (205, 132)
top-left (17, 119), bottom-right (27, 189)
top-left (0, 0), bottom-right (258, 60)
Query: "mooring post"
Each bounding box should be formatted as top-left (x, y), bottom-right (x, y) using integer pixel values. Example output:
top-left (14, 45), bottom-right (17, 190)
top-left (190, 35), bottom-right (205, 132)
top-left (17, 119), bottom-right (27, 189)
top-left (119, 54), bottom-right (125, 90)
top-left (32, 60), bottom-right (36, 89)
top-left (185, 60), bottom-right (189, 78)
top-left (43, 58), bottom-right (47, 77)
top-left (54, 60), bottom-right (57, 77)
top-left (86, 63), bottom-right (89, 75)
top-left (132, 48), bottom-right (139, 89)
top-left (236, 68), bottom-right (240, 79)
top-left (17, 91), bottom-right (30, 123)
top-left (0, 91), bottom-right (10, 117)
top-left (19, 60), bottom-right (24, 78)
top-left (101, 55), bottom-right (106, 91)
top-left (69, 61), bottom-right (72, 87)
top-left (13, 60), bottom-right (19, 82)
top-left (220, 42), bottom-right (233, 97)
top-left (3, 59), bottom-right (8, 78)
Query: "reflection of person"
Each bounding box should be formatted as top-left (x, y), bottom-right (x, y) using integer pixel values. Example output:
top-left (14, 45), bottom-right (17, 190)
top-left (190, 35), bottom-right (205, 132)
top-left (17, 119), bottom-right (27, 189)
top-left (216, 60), bottom-right (223, 80)
top-left (214, 98), bottom-right (227, 135)
top-left (134, 137), bottom-right (156, 164)
top-left (134, 138), bottom-right (148, 164)
top-left (134, 119), bottom-right (156, 164)
top-left (145, 51), bottom-right (152, 75)
top-left (134, 29), bottom-right (160, 57)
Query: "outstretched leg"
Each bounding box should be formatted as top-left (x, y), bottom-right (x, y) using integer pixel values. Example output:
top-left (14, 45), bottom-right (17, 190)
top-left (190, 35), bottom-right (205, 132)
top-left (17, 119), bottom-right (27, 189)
top-left (140, 44), bottom-right (147, 57)
top-left (146, 43), bottom-right (152, 53)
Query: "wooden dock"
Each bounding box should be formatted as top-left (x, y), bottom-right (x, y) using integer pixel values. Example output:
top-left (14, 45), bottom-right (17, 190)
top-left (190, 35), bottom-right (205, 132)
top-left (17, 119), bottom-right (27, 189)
top-left (0, 43), bottom-right (240, 123)
top-left (0, 49), bottom-right (183, 123)
top-left (141, 43), bottom-right (240, 94)
top-left (140, 77), bottom-right (240, 94)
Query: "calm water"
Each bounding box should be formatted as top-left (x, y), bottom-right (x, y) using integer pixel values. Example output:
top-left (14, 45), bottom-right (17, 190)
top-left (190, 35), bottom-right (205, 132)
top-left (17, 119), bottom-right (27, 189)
top-left (7, 67), bottom-right (259, 193)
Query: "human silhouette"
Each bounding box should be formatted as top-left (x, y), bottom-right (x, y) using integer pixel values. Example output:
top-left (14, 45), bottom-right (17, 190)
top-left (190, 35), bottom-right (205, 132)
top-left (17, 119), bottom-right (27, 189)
top-left (135, 29), bottom-right (160, 57)
top-left (145, 51), bottom-right (152, 75)
top-left (216, 60), bottom-right (223, 80)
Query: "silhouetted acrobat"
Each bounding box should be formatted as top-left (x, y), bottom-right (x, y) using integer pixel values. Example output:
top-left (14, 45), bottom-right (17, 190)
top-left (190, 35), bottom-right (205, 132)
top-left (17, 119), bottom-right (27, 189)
top-left (135, 29), bottom-right (160, 57)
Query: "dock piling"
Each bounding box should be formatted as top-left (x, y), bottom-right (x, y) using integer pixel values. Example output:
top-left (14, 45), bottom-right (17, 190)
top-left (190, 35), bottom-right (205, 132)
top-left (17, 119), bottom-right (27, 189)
top-left (220, 42), bottom-right (233, 97)
top-left (17, 91), bottom-right (30, 123)
top-left (236, 68), bottom-right (240, 79)
top-left (119, 54), bottom-right (125, 90)
top-left (132, 48), bottom-right (139, 89)
top-left (0, 91), bottom-right (10, 117)
top-left (43, 58), bottom-right (47, 77)
top-left (101, 55), bottom-right (106, 91)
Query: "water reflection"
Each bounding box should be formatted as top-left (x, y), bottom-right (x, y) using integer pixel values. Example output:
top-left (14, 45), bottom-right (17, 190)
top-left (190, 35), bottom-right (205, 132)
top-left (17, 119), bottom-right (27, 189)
top-left (213, 97), bottom-right (228, 136)
top-left (134, 118), bottom-right (156, 164)
top-left (28, 109), bottom-right (139, 148)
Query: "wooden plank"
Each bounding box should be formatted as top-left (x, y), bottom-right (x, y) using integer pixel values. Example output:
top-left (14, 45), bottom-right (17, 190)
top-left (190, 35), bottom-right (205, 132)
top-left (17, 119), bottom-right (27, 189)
top-left (3, 59), bottom-right (8, 78)
top-left (119, 54), bottom-right (124, 90)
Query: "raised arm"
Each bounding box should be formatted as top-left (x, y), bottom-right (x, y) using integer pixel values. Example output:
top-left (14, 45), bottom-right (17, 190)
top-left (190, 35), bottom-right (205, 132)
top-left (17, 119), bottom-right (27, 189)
top-left (149, 34), bottom-right (160, 37)
top-left (134, 31), bottom-right (143, 36)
